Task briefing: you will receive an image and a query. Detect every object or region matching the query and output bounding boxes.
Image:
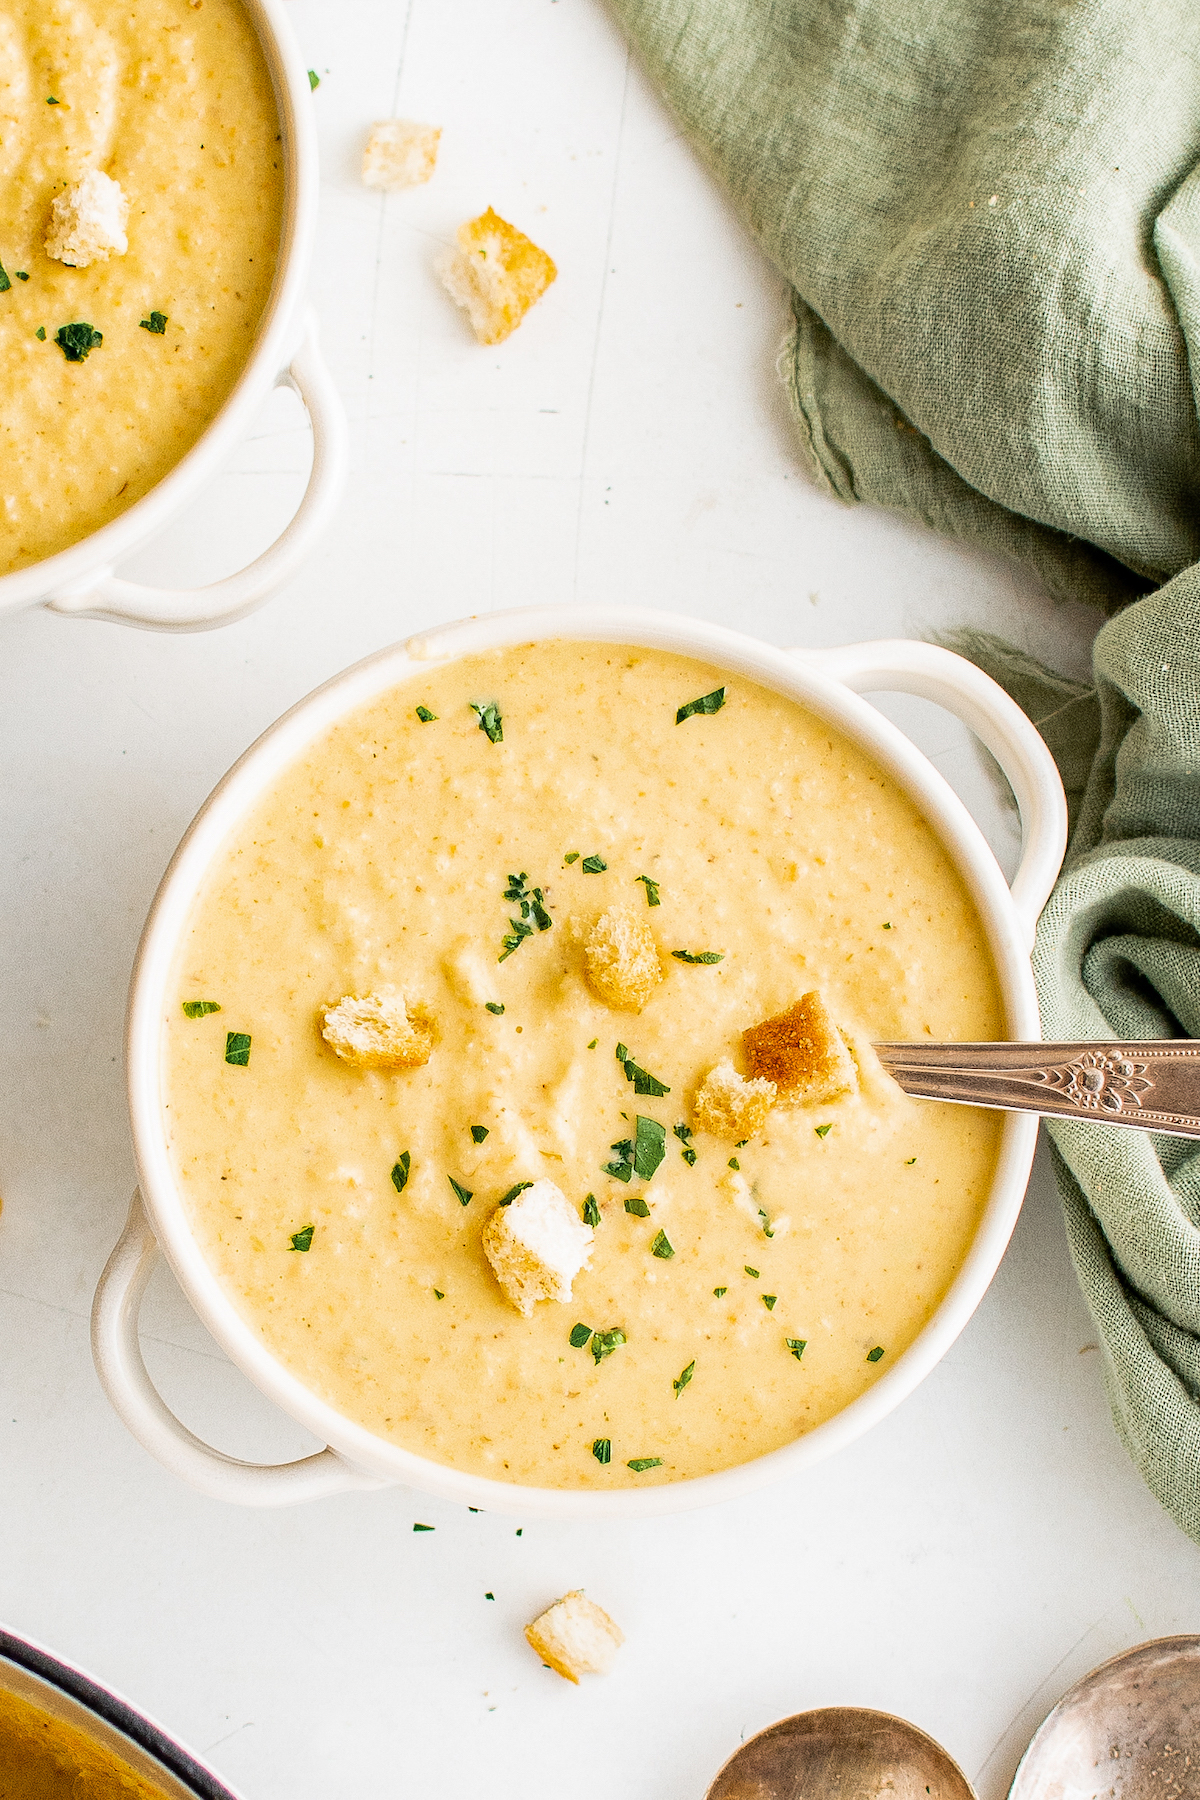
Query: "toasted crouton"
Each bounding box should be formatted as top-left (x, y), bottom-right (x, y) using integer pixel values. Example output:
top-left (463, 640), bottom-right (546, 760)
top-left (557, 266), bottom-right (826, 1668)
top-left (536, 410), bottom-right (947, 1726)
top-left (435, 207), bottom-right (556, 345)
top-left (742, 991), bottom-right (858, 1105)
top-left (693, 1060), bottom-right (776, 1140)
top-left (482, 1179), bottom-right (593, 1317)
top-left (362, 119), bottom-right (441, 190)
top-left (584, 906), bottom-right (662, 1011)
top-left (45, 169), bottom-right (129, 267)
top-left (321, 992), bottom-right (434, 1069)
top-left (525, 1591), bottom-right (624, 1683)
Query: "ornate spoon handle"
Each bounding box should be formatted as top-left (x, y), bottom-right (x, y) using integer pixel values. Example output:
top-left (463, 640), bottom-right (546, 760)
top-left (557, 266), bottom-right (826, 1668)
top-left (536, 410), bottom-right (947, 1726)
top-left (872, 1041), bottom-right (1200, 1138)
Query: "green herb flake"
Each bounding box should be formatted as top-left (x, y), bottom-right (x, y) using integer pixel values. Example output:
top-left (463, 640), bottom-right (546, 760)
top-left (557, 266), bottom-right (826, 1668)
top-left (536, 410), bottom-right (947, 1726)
top-left (415, 705), bottom-right (437, 723)
top-left (14, 271), bottom-right (28, 280)
top-left (627, 1457), bottom-right (663, 1472)
top-left (224, 1031), bottom-right (251, 1066)
top-left (744, 1265), bottom-right (759, 1279)
top-left (433, 1289), bottom-right (444, 1299)
top-left (590, 1327), bottom-right (626, 1365)
top-left (624, 1196), bottom-right (651, 1218)
top-left (413, 1522), bottom-right (434, 1531)
top-left (583, 1194), bottom-right (601, 1227)
top-left (867, 1345), bottom-right (885, 1363)
top-left (139, 311), bottom-right (167, 334)
top-left (604, 1139), bottom-right (634, 1182)
top-left (448, 1175), bottom-right (474, 1206)
top-left (288, 1224), bottom-right (315, 1253)
top-left (905, 1156), bottom-right (917, 1165)
top-left (676, 686), bottom-right (726, 724)
top-left (617, 1043), bottom-right (671, 1097)
top-left (815, 1123), bottom-right (833, 1138)
top-left (497, 869), bottom-right (551, 961)
top-left (634, 1114), bottom-right (667, 1179)
top-left (391, 1152), bottom-right (411, 1192)
top-left (0, 262), bottom-right (10, 294)
top-left (587, 1038), bottom-right (598, 1049)
top-left (759, 1207), bottom-right (775, 1240)
top-left (882, 921), bottom-right (893, 930)
top-left (671, 949), bottom-right (724, 964)
top-left (471, 699), bottom-right (503, 743)
top-left (54, 321), bottom-right (103, 362)
top-left (498, 1180), bottom-right (533, 1206)
top-left (673, 1122), bottom-right (693, 1143)
top-left (485, 1001), bottom-right (505, 1015)
top-left (182, 999), bottom-right (221, 1018)
top-left (485, 1592), bottom-right (494, 1601)
top-left (673, 1359), bottom-right (695, 1396)
top-left (569, 1323), bottom-right (592, 1348)
top-left (651, 1229), bottom-right (674, 1260)
top-left (728, 1156), bottom-right (740, 1171)
top-left (581, 854), bottom-right (607, 873)
top-left (470, 1124), bottom-right (490, 1144)
top-left (46, 96), bottom-right (59, 104)
top-left (592, 1437), bottom-right (612, 1464)
top-left (762, 1294), bottom-right (778, 1311)
top-left (563, 851), bottom-right (580, 864)
top-left (35, 326), bottom-right (45, 340)
top-left (786, 1337), bottom-right (807, 1361)
top-left (307, 68), bottom-right (320, 89)
top-left (635, 874), bottom-right (661, 906)
top-left (713, 1286), bottom-right (728, 1298)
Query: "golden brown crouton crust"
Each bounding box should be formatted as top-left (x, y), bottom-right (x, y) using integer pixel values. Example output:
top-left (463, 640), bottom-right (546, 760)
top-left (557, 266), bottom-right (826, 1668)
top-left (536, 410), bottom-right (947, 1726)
top-left (692, 1061), bottom-right (776, 1141)
top-left (436, 207), bottom-right (557, 345)
top-left (525, 1591), bottom-right (625, 1683)
top-left (583, 905), bottom-right (663, 1011)
top-left (320, 992), bottom-right (434, 1070)
top-left (742, 991), bottom-right (857, 1105)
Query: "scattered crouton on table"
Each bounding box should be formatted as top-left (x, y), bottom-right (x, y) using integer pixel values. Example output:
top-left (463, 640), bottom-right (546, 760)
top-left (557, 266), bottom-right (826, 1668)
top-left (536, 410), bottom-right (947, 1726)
top-left (742, 990), bottom-right (857, 1105)
top-left (482, 1180), bottom-right (593, 1317)
top-left (321, 991), bottom-right (434, 1069)
top-left (584, 905), bottom-right (662, 1011)
top-left (45, 169), bottom-right (128, 267)
top-left (693, 1060), bottom-right (776, 1140)
top-left (436, 207), bottom-right (556, 345)
top-left (362, 119), bottom-right (440, 190)
top-left (525, 1591), bottom-right (624, 1683)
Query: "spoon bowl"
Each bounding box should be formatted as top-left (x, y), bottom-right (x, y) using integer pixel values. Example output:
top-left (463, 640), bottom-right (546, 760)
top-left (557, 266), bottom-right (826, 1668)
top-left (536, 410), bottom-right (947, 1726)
top-left (705, 1706), bottom-right (976, 1800)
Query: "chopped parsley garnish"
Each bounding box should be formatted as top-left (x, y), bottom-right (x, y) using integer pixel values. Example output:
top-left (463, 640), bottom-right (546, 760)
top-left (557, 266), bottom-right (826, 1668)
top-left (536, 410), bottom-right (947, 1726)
top-left (786, 1337), bottom-right (807, 1361)
top-left (815, 1123), bottom-right (833, 1138)
top-left (604, 1139), bottom-right (634, 1181)
top-left (471, 699), bottom-right (503, 743)
top-left (759, 1207), bottom-right (775, 1239)
top-left (448, 1175), bottom-right (473, 1206)
top-left (485, 1592), bottom-right (494, 1601)
top-left (762, 1294), bottom-right (778, 1311)
top-left (0, 263), bottom-right (9, 293)
top-left (592, 1437), bottom-right (611, 1464)
top-left (47, 96), bottom-right (60, 104)
top-left (433, 1289), bottom-right (444, 1299)
top-left (627, 1457), bottom-right (662, 1472)
top-left (728, 1156), bottom-right (740, 1171)
top-left (416, 705), bottom-right (437, 722)
top-left (651, 1229), bottom-right (674, 1259)
top-left (413, 1522), bottom-right (435, 1531)
top-left (182, 999), bottom-right (221, 1018)
top-left (14, 271), bottom-right (27, 281)
top-left (590, 1327), bottom-right (626, 1364)
top-left (633, 1115), bottom-right (666, 1179)
top-left (139, 311), bottom-right (167, 334)
top-left (587, 1038), bottom-right (598, 1049)
top-left (470, 1125), bottom-right (490, 1143)
top-left (713, 1286), bottom-right (727, 1298)
top-left (569, 1323), bottom-right (592, 1349)
top-left (35, 326), bottom-right (45, 340)
top-left (224, 1032), bottom-right (251, 1066)
top-left (744, 1266), bottom-right (759, 1279)
top-left (676, 686), bottom-right (726, 724)
top-left (635, 874), bottom-right (661, 906)
top-left (288, 1225), bottom-right (315, 1253)
top-left (624, 1196), bottom-right (651, 1218)
top-left (563, 851), bottom-right (580, 864)
top-left (583, 1194), bottom-right (601, 1226)
top-left (498, 871), bottom-right (551, 961)
top-left (55, 321), bottom-right (103, 362)
top-left (867, 1346), bottom-right (885, 1363)
top-left (485, 1001), bottom-right (505, 1015)
top-left (905, 1157), bottom-right (917, 1165)
top-left (673, 1121), bottom-right (697, 1166)
top-left (615, 1041), bottom-right (671, 1097)
top-left (883, 921), bottom-right (893, 929)
top-left (391, 1152), bottom-right (411, 1192)
top-left (581, 854), bottom-right (607, 873)
top-left (307, 68), bottom-right (320, 88)
top-left (498, 1180), bottom-right (532, 1206)
top-left (673, 1360), bottom-right (695, 1396)
top-left (671, 949), bottom-right (724, 964)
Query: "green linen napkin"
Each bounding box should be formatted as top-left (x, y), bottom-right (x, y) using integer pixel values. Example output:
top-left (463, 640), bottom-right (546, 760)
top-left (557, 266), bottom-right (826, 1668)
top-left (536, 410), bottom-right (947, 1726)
top-left (609, 0), bottom-right (1200, 1538)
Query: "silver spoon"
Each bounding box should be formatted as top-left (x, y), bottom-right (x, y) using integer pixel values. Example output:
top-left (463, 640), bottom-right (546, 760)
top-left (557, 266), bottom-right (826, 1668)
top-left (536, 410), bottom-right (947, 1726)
top-left (704, 1706), bottom-right (976, 1800)
top-left (874, 1040), bottom-right (1200, 1138)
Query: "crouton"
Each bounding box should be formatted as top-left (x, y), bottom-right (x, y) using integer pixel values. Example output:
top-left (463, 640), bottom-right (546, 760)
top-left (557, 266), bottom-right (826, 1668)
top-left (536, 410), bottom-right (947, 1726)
top-left (44, 170), bottom-right (128, 267)
top-left (742, 991), bottom-right (858, 1106)
top-left (525, 1591), bottom-right (624, 1683)
top-left (321, 991), bottom-right (434, 1069)
top-left (584, 905), bottom-right (662, 1011)
top-left (435, 207), bottom-right (556, 345)
top-left (693, 1060), bottom-right (776, 1141)
top-left (361, 119), bottom-right (440, 191)
top-left (482, 1179), bottom-right (593, 1317)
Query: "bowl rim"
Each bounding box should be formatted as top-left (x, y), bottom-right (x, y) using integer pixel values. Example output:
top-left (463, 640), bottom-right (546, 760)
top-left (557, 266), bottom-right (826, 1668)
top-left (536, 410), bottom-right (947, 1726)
top-left (125, 604), bottom-right (1042, 1519)
top-left (0, 0), bottom-right (317, 618)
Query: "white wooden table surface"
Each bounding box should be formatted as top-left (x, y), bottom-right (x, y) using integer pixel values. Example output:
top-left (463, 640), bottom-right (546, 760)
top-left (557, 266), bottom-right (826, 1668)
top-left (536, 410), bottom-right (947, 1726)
top-left (2, 3), bottom-right (1197, 1796)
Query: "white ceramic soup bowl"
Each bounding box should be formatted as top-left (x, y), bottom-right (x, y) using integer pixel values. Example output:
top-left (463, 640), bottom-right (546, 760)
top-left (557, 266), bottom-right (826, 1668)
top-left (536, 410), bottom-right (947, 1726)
top-left (96, 605), bottom-right (1067, 1517)
top-left (0, 0), bottom-right (346, 635)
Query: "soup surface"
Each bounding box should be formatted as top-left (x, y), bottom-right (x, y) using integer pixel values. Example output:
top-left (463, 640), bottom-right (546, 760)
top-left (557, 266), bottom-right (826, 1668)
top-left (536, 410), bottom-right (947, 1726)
top-left (163, 642), bottom-right (1004, 1489)
top-left (0, 1684), bottom-right (171, 1797)
top-left (0, 0), bottom-right (283, 575)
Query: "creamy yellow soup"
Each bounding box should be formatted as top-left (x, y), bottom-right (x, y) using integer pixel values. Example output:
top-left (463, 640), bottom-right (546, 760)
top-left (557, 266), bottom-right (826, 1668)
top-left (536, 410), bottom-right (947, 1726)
top-left (0, 1686), bottom-right (171, 1798)
top-left (163, 643), bottom-right (1004, 1489)
top-left (0, 0), bottom-right (283, 574)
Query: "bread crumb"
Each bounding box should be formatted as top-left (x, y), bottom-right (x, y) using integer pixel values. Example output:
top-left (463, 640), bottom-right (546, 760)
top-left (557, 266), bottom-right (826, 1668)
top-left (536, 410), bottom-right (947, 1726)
top-left (45, 169), bottom-right (129, 267)
top-left (525, 1591), bottom-right (624, 1683)
top-left (584, 906), bottom-right (662, 1011)
top-left (482, 1179), bottom-right (593, 1317)
top-left (362, 119), bottom-right (440, 191)
top-left (742, 991), bottom-right (857, 1106)
top-left (321, 991), bottom-right (434, 1069)
top-left (693, 1060), bottom-right (776, 1140)
top-left (435, 206), bottom-right (556, 345)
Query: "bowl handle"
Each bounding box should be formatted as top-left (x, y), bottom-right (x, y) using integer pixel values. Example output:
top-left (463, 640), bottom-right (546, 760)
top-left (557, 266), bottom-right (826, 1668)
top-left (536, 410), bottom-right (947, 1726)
top-left (44, 308), bottom-right (348, 633)
top-left (92, 1189), bottom-right (388, 1504)
top-left (785, 639), bottom-right (1068, 944)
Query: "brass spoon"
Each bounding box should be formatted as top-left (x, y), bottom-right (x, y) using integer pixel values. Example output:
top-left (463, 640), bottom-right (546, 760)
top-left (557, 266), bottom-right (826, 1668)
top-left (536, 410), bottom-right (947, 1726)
top-left (704, 1706), bottom-right (977, 1800)
top-left (874, 1039), bottom-right (1200, 1138)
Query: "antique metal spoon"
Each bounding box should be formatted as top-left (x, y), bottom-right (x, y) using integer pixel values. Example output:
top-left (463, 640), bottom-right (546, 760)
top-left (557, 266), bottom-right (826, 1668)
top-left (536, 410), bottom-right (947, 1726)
top-left (704, 1706), bottom-right (976, 1800)
top-left (874, 1039), bottom-right (1200, 1138)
